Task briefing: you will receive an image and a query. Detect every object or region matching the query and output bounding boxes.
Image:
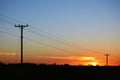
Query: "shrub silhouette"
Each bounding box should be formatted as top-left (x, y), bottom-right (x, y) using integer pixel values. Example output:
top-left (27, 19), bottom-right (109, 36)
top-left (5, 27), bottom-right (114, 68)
top-left (0, 62), bottom-right (120, 80)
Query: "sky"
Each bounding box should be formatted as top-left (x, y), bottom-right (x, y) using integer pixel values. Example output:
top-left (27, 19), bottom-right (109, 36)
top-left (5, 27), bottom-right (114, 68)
top-left (0, 0), bottom-right (120, 66)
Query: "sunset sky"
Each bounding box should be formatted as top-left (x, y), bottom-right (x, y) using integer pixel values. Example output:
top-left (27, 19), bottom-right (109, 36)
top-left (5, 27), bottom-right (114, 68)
top-left (0, 0), bottom-right (120, 66)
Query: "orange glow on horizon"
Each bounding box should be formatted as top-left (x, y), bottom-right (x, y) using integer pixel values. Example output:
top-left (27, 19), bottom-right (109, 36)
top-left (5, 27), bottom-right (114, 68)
top-left (0, 51), bottom-right (119, 66)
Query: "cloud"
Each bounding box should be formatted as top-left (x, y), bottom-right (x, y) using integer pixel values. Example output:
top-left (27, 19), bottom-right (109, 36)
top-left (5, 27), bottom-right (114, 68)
top-left (37, 56), bottom-right (99, 62)
top-left (0, 52), bottom-right (16, 56)
top-left (80, 57), bottom-right (95, 61)
top-left (37, 56), bottom-right (101, 65)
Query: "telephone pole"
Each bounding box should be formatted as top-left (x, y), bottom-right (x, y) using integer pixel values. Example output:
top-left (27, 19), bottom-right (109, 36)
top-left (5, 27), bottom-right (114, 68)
top-left (104, 53), bottom-right (110, 66)
top-left (15, 24), bottom-right (28, 64)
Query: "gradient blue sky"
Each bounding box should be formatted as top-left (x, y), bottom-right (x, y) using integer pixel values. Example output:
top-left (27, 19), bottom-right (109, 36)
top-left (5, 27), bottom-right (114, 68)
top-left (0, 0), bottom-right (120, 65)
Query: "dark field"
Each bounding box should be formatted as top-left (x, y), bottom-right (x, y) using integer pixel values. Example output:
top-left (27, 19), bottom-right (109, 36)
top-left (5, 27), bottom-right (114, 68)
top-left (0, 63), bottom-right (120, 80)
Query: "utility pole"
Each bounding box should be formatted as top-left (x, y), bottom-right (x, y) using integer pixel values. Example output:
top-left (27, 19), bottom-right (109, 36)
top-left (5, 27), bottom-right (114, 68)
top-left (15, 24), bottom-right (28, 64)
top-left (104, 53), bottom-right (110, 66)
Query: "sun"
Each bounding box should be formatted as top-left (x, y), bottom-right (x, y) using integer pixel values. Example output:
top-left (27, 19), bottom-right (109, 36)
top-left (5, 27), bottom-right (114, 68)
top-left (90, 62), bottom-right (98, 66)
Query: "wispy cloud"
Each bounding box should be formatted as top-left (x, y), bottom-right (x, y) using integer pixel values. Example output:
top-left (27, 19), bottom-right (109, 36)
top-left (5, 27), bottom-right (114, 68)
top-left (80, 57), bottom-right (95, 61)
top-left (0, 52), bottom-right (16, 56)
top-left (38, 56), bottom-right (100, 62)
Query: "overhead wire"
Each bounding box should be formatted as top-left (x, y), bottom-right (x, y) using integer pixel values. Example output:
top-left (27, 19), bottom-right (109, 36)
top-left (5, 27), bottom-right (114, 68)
top-left (0, 14), bottom-right (82, 53)
top-left (25, 28), bottom-right (74, 49)
top-left (0, 14), bottom-right (78, 49)
top-left (0, 30), bottom-right (19, 38)
top-left (0, 14), bottom-right (82, 49)
top-left (0, 14), bottom-right (25, 24)
top-left (0, 17), bottom-right (15, 25)
top-left (0, 16), bottom-right (80, 55)
top-left (0, 14), bottom-right (102, 54)
top-left (29, 27), bottom-right (102, 53)
top-left (24, 37), bottom-right (78, 54)
top-left (0, 30), bottom-right (80, 55)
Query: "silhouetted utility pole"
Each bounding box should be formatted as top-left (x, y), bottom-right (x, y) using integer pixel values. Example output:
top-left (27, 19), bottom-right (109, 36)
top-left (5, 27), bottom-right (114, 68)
top-left (15, 24), bottom-right (28, 64)
top-left (104, 53), bottom-right (110, 66)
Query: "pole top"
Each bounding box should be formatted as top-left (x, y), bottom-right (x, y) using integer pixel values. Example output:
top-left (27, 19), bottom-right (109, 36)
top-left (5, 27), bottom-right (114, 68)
top-left (104, 53), bottom-right (110, 56)
top-left (15, 24), bottom-right (28, 27)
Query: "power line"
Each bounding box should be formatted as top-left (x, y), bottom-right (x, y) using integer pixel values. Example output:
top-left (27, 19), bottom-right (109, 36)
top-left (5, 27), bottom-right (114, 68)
top-left (0, 17), bottom-right (15, 25)
top-left (0, 14), bottom-right (25, 24)
top-left (0, 29), bottom-right (80, 56)
top-left (0, 30), bottom-right (19, 37)
top-left (26, 27), bottom-right (104, 54)
top-left (25, 29), bottom-right (85, 55)
top-left (24, 37), bottom-right (78, 55)
top-left (25, 28), bottom-right (74, 48)
top-left (0, 14), bottom-right (82, 48)
top-left (29, 26), bottom-right (92, 52)
top-left (0, 14), bottom-right (102, 54)
top-left (27, 27), bottom-right (103, 54)
top-left (27, 28), bottom-right (84, 55)
top-left (0, 30), bottom-right (21, 61)
top-left (0, 14), bottom-right (76, 48)
top-left (0, 14), bottom-right (83, 51)
top-left (30, 26), bottom-right (77, 47)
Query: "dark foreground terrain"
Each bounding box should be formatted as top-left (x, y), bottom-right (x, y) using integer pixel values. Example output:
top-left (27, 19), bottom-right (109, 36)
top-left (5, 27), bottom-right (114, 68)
top-left (0, 63), bottom-right (120, 80)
